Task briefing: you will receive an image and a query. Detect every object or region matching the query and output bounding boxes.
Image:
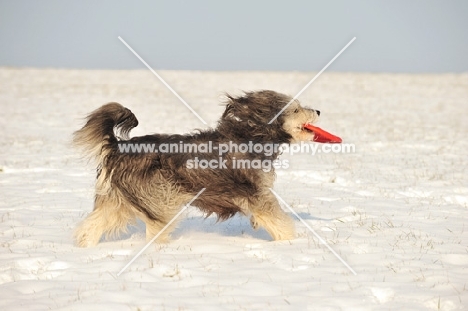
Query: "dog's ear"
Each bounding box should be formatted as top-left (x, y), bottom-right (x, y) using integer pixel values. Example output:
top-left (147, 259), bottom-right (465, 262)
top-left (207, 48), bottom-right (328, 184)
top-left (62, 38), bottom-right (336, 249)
top-left (222, 94), bottom-right (244, 122)
top-left (219, 92), bottom-right (292, 143)
top-left (222, 91), bottom-right (291, 125)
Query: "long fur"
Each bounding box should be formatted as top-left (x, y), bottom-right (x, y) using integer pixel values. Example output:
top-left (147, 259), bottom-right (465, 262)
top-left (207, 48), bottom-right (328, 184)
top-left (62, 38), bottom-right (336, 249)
top-left (73, 90), bottom-right (319, 247)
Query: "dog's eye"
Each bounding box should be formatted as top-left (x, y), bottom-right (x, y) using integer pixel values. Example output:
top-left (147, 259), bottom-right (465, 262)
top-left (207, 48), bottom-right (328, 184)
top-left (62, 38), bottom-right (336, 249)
top-left (294, 109), bottom-right (299, 113)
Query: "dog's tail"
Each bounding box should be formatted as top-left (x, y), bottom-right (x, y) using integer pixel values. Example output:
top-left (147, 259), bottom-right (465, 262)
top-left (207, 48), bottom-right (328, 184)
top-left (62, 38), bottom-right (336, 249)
top-left (73, 103), bottom-right (138, 163)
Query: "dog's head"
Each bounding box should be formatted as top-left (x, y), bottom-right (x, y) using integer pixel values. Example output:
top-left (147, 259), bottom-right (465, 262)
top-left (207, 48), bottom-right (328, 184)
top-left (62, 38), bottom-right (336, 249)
top-left (218, 90), bottom-right (320, 143)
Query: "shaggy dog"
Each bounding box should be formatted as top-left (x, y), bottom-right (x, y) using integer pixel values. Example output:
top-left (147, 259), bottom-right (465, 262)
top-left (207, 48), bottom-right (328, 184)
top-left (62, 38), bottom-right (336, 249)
top-left (74, 90), bottom-right (320, 247)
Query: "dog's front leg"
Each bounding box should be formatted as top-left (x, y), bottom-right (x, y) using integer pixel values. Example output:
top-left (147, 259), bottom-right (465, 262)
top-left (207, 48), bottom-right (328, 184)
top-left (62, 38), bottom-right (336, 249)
top-left (249, 192), bottom-right (296, 241)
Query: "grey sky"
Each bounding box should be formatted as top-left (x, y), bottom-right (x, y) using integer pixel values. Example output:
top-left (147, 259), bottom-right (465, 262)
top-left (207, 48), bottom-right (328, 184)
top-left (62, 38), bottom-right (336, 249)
top-left (1, 0), bottom-right (467, 72)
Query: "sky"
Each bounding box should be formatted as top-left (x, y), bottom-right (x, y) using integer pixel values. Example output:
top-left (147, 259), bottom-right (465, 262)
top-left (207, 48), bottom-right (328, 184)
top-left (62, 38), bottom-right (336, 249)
top-left (0, 0), bottom-right (467, 72)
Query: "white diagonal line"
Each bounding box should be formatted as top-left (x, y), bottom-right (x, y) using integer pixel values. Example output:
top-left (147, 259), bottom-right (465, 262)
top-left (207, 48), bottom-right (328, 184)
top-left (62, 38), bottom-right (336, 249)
top-left (117, 188), bottom-right (206, 276)
top-left (118, 36), bottom-right (207, 125)
top-left (269, 188), bottom-right (357, 275)
top-left (268, 37), bottom-right (356, 124)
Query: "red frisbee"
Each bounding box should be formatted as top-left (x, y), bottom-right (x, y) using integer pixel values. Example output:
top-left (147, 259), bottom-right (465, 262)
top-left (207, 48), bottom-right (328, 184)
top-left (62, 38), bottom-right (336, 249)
top-left (304, 124), bottom-right (342, 143)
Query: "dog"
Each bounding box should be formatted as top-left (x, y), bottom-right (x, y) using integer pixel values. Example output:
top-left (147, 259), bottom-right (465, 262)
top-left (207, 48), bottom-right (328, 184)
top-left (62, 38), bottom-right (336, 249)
top-left (73, 90), bottom-right (319, 247)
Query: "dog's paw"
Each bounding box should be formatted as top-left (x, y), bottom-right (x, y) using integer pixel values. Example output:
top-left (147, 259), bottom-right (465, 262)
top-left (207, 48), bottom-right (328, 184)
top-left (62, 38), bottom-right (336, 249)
top-left (146, 233), bottom-right (170, 244)
top-left (74, 230), bottom-right (100, 248)
top-left (75, 234), bottom-right (97, 248)
top-left (273, 230), bottom-right (296, 241)
top-left (272, 218), bottom-right (296, 241)
top-left (249, 213), bottom-right (296, 240)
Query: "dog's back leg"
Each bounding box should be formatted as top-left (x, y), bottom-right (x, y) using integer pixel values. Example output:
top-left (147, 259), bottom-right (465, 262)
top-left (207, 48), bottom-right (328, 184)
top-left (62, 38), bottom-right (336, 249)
top-left (74, 192), bottom-right (136, 247)
top-left (140, 203), bottom-right (186, 244)
top-left (138, 188), bottom-right (195, 244)
top-left (249, 191), bottom-right (296, 241)
top-left (143, 216), bottom-right (180, 244)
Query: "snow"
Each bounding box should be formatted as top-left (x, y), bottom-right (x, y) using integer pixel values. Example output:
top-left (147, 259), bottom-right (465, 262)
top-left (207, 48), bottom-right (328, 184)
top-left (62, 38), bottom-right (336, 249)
top-left (1, 68), bottom-right (467, 310)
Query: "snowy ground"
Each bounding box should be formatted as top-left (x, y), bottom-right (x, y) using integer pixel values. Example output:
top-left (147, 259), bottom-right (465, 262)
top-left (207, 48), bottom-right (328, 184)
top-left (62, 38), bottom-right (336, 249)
top-left (0, 68), bottom-right (467, 310)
